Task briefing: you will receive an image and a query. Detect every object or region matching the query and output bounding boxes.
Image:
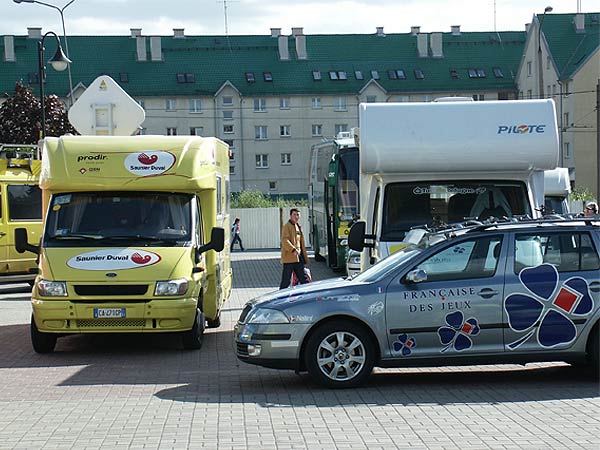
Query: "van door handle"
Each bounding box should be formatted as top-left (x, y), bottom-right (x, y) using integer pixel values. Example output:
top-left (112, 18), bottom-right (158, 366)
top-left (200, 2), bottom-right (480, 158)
top-left (0, 232), bottom-right (6, 237)
top-left (478, 288), bottom-right (499, 299)
top-left (590, 282), bottom-right (600, 293)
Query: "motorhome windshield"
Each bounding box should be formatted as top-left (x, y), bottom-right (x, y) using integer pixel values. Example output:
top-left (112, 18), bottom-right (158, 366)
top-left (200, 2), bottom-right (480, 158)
top-left (44, 192), bottom-right (193, 247)
top-left (337, 148), bottom-right (359, 221)
top-left (381, 181), bottom-right (530, 241)
top-left (544, 196), bottom-right (568, 214)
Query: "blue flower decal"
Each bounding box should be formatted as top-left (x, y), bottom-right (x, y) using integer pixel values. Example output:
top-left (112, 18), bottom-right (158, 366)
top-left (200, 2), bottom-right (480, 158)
top-left (505, 264), bottom-right (593, 350)
top-left (438, 311), bottom-right (480, 352)
top-left (393, 334), bottom-right (416, 356)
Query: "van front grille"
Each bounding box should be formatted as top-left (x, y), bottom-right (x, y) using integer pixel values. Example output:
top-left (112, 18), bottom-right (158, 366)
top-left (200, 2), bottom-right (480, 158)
top-left (236, 342), bottom-right (249, 356)
top-left (77, 319), bottom-right (146, 328)
top-left (74, 285), bottom-right (148, 296)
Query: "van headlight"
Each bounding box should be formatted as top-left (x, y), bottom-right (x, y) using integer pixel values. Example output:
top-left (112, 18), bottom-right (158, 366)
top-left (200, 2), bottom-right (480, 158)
top-left (350, 256), bottom-right (361, 265)
top-left (155, 279), bottom-right (189, 296)
top-left (38, 280), bottom-right (67, 297)
top-left (246, 308), bottom-right (289, 324)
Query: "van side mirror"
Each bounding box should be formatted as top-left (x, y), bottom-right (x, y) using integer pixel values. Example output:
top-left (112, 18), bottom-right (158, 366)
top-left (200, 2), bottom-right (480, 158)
top-left (197, 227), bottom-right (225, 256)
top-left (348, 221), bottom-right (366, 251)
top-left (15, 228), bottom-right (39, 255)
top-left (405, 269), bottom-right (427, 284)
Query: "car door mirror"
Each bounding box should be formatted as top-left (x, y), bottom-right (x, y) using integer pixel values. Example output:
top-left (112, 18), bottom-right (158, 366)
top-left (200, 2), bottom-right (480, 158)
top-left (405, 269), bottom-right (427, 284)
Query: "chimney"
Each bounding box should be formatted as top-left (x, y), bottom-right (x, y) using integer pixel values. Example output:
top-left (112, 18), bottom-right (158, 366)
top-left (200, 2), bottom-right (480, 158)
top-left (136, 36), bottom-right (147, 61)
top-left (150, 36), bottom-right (162, 61)
top-left (574, 13), bottom-right (585, 33)
top-left (376, 26), bottom-right (385, 37)
top-left (411, 26), bottom-right (420, 36)
top-left (278, 35), bottom-right (289, 60)
top-left (430, 32), bottom-right (443, 58)
top-left (27, 27), bottom-right (42, 39)
top-left (130, 28), bottom-right (142, 38)
top-left (292, 28), bottom-right (307, 60)
top-left (270, 28), bottom-right (281, 38)
top-left (417, 33), bottom-right (428, 57)
top-left (451, 25), bottom-right (461, 35)
top-left (4, 36), bottom-right (15, 62)
top-left (173, 28), bottom-right (185, 39)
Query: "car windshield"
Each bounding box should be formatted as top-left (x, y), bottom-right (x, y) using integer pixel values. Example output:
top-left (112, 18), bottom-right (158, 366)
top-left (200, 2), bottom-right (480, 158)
top-left (44, 191), bottom-right (192, 247)
top-left (352, 247), bottom-right (422, 283)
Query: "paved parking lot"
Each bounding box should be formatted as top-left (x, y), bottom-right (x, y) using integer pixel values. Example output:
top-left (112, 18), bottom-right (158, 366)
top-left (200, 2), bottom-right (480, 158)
top-left (0, 250), bottom-right (598, 450)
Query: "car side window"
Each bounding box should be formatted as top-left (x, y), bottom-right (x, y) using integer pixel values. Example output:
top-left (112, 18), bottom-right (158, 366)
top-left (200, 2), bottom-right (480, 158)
top-left (415, 236), bottom-right (503, 282)
top-left (514, 232), bottom-right (599, 273)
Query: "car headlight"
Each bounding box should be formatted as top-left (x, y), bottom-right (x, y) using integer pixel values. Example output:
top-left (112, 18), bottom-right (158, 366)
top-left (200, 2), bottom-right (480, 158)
top-left (246, 308), bottom-right (289, 324)
top-left (350, 256), bottom-right (361, 265)
top-left (37, 280), bottom-right (67, 297)
top-left (155, 279), bottom-right (189, 296)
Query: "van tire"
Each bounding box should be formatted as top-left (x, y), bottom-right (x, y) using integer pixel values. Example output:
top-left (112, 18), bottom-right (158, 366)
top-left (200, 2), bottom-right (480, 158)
top-left (206, 313), bottom-right (221, 329)
top-left (30, 315), bottom-right (57, 353)
top-left (182, 308), bottom-right (204, 350)
top-left (304, 320), bottom-right (375, 388)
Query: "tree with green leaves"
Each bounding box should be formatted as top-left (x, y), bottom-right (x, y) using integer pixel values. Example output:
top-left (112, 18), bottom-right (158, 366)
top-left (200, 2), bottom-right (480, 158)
top-left (0, 81), bottom-right (76, 144)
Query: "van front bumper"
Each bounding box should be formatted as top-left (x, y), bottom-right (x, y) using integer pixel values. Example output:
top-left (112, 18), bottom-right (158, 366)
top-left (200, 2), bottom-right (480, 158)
top-left (31, 297), bottom-right (198, 333)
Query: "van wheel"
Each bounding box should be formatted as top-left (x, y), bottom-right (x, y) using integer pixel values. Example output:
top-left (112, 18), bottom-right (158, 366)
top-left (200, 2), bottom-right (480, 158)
top-left (206, 313), bottom-right (221, 329)
top-left (31, 315), bottom-right (57, 353)
top-left (182, 308), bottom-right (204, 350)
top-left (304, 320), bottom-right (375, 388)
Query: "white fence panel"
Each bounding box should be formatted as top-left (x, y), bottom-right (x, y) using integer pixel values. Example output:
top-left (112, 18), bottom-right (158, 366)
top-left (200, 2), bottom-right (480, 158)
top-left (230, 207), bottom-right (310, 249)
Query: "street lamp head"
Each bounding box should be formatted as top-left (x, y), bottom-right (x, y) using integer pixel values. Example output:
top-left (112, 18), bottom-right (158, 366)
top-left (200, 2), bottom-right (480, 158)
top-left (544, 6), bottom-right (553, 13)
top-left (48, 45), bottom-right (71, 72)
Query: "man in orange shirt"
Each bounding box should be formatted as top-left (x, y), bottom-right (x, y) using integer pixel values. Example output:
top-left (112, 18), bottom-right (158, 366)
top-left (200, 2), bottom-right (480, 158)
top-left (279, 208), bottom-right (309, 289)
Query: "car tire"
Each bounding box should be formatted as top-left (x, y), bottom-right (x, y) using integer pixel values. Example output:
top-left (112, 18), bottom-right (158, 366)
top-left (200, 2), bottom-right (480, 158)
top-left (30, 314), bottom-right (57, 354)
top-left (182, 308), bottom-right (204, 350)
top-left (304, 320), bottom-right (376, 388)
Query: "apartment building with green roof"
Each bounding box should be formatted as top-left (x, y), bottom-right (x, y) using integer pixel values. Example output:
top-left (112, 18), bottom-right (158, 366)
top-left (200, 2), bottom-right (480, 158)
top-left (1, 25), bottom-right (527, 195)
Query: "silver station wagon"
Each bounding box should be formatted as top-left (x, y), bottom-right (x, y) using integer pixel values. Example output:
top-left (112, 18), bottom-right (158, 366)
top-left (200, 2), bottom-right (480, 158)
top-left (235, 218), bottom-right (600, 387)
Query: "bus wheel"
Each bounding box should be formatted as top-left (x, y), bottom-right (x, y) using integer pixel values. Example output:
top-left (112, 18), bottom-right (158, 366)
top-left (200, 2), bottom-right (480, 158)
top-left (182, 308), bottom-right (205, 350)
top-left (30, 315), bottom-right (57, 353)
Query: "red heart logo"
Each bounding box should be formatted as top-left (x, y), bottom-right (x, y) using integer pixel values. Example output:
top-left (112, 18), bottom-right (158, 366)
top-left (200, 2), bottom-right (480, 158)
top-left (138, 153), bottom-right (158, 165)
top-left (131, 253), bottom-right (152, 264)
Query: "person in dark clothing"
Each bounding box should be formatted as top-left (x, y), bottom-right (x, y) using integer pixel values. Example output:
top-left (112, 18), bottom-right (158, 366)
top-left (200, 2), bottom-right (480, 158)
top-left (230, 217), bottom-right (244, 251)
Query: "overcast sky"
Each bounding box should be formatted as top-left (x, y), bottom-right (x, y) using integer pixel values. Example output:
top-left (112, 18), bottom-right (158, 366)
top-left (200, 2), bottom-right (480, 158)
top-left (1, 0), bottom-right (595, 37)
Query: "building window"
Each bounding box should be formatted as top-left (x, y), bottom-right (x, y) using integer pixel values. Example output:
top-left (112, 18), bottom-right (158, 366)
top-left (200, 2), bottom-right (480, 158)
top-left (527, 89), bottom-right (532, 99)
top-left (421, 95), bottom-right (432, 102)
top-left (279, 97), bottom-right (290, 109)
top-left (167, 127), bottom-right (177, 136)
top-left (396, 95), bottom-right (410, 102)
top-left (414, 69), bottom-right (425, 80)
top-left (263, 72), bottom-right (273, 82)
top-left (254, 98), bottom-right (267, 112)
top-left (281, 153), bottom-right (291, 165)
top-left (355, 70), bottom-right (364, 80)
top-left (269, 181), bottom-right (277, 190)
top-left (223, 110), bottom-right (233, 120)
top-left (366, 96), bottom-right (377, 103)
top-left (329, 71), bottom-right (339, 80)
top-left (450, 69), bottom-right (459, 79)
top-left (230, 165), bottom-right (235, 175)
top-left (563, 112), bottom-right (570, 128)
top-left (280, 125), bottom-right (291, 137)
top-left (527, 61), bottom-right (532, 77)
top-left (498, 92), bottom-right (509, 100)
top-left (334, 96), bottom-right (347, 111)
top-left (312, 97), bottom-right (321, 109)
top-left (190, 126), bottom-right (204, 136)
top-left (552, 84), bottom-right (557, 96)
top-left (312, 70), bottom-right (322, 81)
top-left (119, 73), bottom-right (129, 83)
top-left (564, 142), bottom-right (571, 159)
top-left (223, 139), bottom-right (234, 151)
top-left (476, 69), bottom-right (486, 78)
top-left (546, 56), bottom-right (551, 70)
top-left (473, 94), bottom-right (485, 101)
top-left (329, 71), bottom-right (347, 80)
top-left (388, 69), bottom-right (397, 80)
top-left (370, 70), bottom-right (380, 80)
top-left (189, 98), bottom-right (202, 113)
top-left (547, 85), bottom-right (551, 98)
top-left (255, 126), bottom-right (267, 140)
top-left (223, 124), bottom-right (234, 134)
top-left (223, 96), bottom-right (233, 106)
top-left (166, 99), bottom-right (176, 111)
top-left (245, 72), bottom-right (255, 83)
top-left (335, 124), bottom-right (348, 135)
top-left (492, 67), bottom-right (504, 78)
top-left (312, 124), bottom-right (322, 136)
top-left (256, 154), bottom-right (269, 168)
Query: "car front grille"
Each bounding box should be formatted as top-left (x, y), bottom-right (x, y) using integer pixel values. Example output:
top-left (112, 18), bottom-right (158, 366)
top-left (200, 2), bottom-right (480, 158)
top-left (74, 285), bottom-right (149, 296)
top-left (76, 319), bottom-right (146, 328)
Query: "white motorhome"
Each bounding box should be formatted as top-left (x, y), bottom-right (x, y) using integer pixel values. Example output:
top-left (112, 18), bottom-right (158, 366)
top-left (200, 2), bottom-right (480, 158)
top-left (544, 168), bottom-right (571, 214)
top-left (348, 99), bottom-right (559, 270)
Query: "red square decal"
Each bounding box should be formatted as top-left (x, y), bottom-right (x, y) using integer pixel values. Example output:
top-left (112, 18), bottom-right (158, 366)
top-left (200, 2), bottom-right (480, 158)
top-left (553, 287), bottom-right (579, 313)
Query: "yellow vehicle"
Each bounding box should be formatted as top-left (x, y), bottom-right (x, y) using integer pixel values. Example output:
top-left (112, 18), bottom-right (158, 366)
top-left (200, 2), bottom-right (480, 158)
top-left (0, 145), bottom-right (42, 284)
top-left (16, 135), bottom-right (232, 352)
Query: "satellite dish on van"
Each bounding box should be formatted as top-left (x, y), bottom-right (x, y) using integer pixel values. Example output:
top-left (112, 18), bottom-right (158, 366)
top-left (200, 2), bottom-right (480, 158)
top-left (68, 76), bottom-right (145, 136)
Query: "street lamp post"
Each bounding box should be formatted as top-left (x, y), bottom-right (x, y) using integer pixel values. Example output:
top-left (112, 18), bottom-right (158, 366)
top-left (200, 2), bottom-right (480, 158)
top-left (38, 31), bottom-right (71, 139)
top-left (537, 6), bottom-right (553, 99)
top-left (14, 0), bottom-right (76, 106)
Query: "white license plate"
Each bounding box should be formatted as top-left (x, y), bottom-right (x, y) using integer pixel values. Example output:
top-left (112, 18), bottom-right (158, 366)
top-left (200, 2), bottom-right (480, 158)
top-left (94, 308), bottom-right (126, 319)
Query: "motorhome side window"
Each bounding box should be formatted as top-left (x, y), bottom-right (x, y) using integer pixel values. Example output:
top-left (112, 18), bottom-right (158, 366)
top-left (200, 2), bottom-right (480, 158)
top-left (514, 232), bottom-right (600, 274)
top-left (381, 181), bottom-right (529, 241)
top-left (216, 175), bottom-right (222, 216)
top-left (7, 185), bottom-right (42, 220)
top-left (415, 236), bottom-right (503, 282)
top-left (43, 192), bottom-right (192, 247)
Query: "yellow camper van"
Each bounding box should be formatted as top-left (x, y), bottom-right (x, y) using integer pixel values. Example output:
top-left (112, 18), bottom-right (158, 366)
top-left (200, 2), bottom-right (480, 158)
top-left (16, 135), bottom-right (232, 352)
top-left (0, 145), bottom-right (42, 284)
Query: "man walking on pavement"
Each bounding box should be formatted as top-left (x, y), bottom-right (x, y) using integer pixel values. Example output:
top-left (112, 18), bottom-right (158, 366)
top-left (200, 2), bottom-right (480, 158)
top-left (279, 208), bottom-right (309, 289)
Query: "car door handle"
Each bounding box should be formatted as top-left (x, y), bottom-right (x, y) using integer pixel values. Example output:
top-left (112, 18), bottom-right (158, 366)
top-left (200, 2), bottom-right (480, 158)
top-left (590, 282), bottom-right (600, 293)
top-left (478, 288), bottom-right (499, 299)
